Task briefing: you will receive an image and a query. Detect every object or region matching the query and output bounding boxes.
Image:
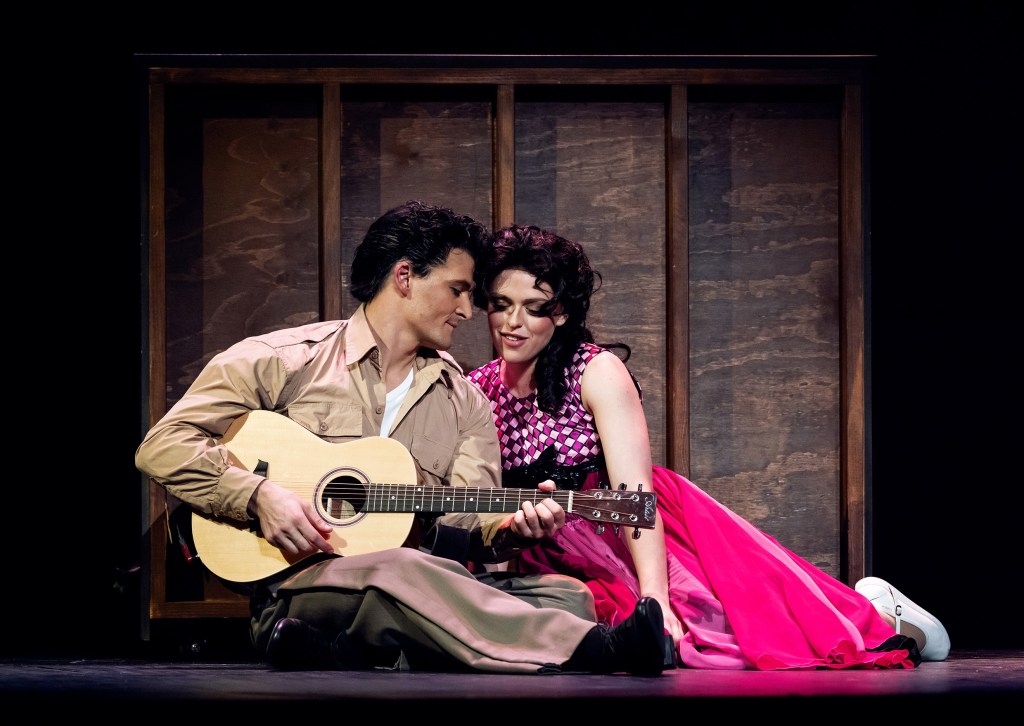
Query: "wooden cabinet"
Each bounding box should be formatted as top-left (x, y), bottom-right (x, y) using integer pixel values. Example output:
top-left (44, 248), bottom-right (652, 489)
top-left (140, 56), bottom-right (870, 644)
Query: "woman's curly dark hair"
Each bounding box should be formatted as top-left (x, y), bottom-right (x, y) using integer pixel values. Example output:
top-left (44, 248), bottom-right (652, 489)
top-left (475, 224), bottom-right (629, 413)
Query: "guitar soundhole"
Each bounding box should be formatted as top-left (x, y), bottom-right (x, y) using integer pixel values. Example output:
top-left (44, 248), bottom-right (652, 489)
top-left (320, 474), bottom-right (367, 523)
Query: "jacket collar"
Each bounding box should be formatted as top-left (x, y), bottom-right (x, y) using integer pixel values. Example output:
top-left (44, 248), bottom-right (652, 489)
top-left (344, 304), bottom-right (458, 390)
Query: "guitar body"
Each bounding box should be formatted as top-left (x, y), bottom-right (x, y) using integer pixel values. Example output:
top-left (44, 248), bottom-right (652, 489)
top-left (191, 410), bottom-right (418, 583)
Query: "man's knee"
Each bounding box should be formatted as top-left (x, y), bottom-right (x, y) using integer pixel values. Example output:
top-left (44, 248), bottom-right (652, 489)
top-left (490, 572), bottom-right (597, 619)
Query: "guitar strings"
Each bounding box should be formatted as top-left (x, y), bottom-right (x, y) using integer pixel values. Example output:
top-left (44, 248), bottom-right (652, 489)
top-left (307, 484), bottom-right (654, 525)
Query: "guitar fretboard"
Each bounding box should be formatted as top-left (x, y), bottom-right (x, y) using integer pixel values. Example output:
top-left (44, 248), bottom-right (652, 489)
top-left (333, 484), bottom-right (576, 514)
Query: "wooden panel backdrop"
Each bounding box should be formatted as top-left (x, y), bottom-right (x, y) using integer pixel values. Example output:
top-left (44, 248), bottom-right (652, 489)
top-left (144, 61), bottom-right (866, 632)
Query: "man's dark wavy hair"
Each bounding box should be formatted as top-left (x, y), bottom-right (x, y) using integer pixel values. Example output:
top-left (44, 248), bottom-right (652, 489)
top-left (351, 200), bottom-right (489, 302)
top-left (475, 224), bottom-right (629, 413)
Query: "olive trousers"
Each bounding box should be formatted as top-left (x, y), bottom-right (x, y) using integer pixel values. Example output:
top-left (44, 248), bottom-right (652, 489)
top-left (251, 547), bottom-right (598, 673)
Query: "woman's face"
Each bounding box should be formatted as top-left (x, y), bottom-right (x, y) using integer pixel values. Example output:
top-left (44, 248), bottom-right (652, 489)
top-left (486, 268), bottom-right (567, 365)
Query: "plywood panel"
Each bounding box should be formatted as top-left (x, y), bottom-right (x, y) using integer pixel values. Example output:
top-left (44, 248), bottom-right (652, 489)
top-left (164, 88), bottom-right (321, 407)
top-left (688, 89), bottom-right (842, 573)
top-left (164, 116), bottom-right (321, 402)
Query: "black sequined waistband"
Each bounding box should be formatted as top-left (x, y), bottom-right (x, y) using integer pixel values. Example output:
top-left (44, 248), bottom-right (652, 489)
top-left (502, 446), bottom-right (605, 491)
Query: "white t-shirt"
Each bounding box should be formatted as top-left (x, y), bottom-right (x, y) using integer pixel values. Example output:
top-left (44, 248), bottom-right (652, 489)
top-left (380, 367), bottom-right (414, 437)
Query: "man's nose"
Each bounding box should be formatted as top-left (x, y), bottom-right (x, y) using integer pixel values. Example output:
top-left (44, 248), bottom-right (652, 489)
top-left (457, 292), bottom-right (473, 319)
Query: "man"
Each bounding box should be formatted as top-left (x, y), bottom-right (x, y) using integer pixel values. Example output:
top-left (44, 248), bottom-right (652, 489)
top-left (136, 201), bottom-right (668, 674)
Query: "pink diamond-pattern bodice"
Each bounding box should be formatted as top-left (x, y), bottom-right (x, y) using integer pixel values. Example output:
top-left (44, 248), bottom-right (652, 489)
top-left (468, 343), bottom-right (640, 472)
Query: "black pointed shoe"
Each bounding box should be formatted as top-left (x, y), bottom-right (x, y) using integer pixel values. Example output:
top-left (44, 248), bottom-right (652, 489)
top-left (598, 596), bottom-right (667, 676)
top-left (264, 618), bottom-right (341, 671)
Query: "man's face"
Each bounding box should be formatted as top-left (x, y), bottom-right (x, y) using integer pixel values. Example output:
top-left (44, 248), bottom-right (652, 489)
top-left (407, 248), bottom-right (475, 351)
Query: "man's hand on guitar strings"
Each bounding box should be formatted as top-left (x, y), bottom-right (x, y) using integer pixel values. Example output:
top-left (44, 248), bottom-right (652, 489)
top-left (253, 480), bottom-right (335, 556)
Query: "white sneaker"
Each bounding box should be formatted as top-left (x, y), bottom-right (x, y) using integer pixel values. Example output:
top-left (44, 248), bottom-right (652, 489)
top-left (855, 576), bottom-right (950, 661)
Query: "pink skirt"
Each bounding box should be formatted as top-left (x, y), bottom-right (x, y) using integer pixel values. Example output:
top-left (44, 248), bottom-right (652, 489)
top-left (516, 465), bottom-right (915, 670)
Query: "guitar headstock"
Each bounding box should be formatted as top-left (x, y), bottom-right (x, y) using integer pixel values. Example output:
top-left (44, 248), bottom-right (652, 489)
top-left (572, 489), bottom-right (657, 530)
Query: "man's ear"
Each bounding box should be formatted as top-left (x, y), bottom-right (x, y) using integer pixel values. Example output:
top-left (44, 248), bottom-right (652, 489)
top-left (393, 261), bottom-right (413, 295)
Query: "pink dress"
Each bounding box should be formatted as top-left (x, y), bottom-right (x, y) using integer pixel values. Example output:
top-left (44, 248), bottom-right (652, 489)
top-left (467, 343), bottom-right (916, 670)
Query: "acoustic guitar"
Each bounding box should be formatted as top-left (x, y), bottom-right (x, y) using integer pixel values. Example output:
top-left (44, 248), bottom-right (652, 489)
top-left (191, 410), bottom-right (658, 583)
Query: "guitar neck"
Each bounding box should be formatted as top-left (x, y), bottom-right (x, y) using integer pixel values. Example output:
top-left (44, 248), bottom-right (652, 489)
top-left (324, 481), bottom-right (654, 530)
top-left (359, 484), bottom-right (574, 515)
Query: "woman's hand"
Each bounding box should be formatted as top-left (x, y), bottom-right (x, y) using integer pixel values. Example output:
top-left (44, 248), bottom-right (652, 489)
top-left (649, 593), bottom-right (684, 652)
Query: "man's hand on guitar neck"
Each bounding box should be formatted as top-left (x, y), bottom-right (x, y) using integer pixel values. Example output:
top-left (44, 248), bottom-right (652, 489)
top-left (505, 480), bottom-right (565, 540)
top-left (251, 480), bottom-right (335, 557)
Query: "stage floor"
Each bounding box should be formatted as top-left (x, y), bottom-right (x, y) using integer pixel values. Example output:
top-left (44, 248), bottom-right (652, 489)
top-left (3, 649), bottom-right (1022, 712)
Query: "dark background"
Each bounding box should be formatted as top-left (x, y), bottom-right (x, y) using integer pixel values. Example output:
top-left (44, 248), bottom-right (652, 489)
top-left (13, 4), bottom-right (1018, 658)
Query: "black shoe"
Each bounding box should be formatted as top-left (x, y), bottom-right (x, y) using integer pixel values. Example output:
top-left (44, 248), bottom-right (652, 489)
top-left (662, 632), bottom-right (679, 670)
top-left (597, 597), bottom-right (667, 676)
top-left (265, 618), bottom-right (340, 671)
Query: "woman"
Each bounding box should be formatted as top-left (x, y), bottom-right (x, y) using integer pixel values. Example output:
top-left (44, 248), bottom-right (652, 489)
top-left (467, 224), bottom-right (950, 670)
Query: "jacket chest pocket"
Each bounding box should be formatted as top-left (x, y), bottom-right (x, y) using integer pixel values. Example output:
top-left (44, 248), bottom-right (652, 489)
top-left (288, 402), bottom-right (364, 439)
top-left (410, 432), bottom-right (456, 483)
